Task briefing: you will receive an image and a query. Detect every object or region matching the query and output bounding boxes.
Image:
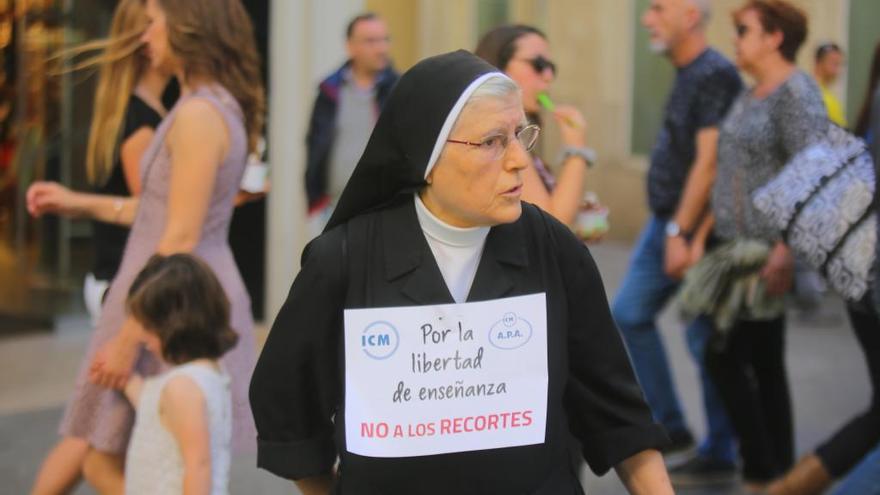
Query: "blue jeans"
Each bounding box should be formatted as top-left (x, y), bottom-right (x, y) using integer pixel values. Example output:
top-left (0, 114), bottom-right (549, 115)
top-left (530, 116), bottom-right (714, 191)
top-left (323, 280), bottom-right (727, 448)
top-left (611, 215), bottom-right (736, 463)
top-left (833, 444), bottom-right (880, 494)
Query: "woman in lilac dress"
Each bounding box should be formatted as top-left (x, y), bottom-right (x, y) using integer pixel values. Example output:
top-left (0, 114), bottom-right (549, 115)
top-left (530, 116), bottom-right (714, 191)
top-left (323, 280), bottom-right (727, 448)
top-left (26, 0), bottom-right (264, 492)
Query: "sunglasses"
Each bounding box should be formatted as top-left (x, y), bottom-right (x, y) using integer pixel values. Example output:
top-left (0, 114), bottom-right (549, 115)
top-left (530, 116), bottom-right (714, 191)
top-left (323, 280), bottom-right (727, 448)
top-left (514, 55), bottom-right (557, 76)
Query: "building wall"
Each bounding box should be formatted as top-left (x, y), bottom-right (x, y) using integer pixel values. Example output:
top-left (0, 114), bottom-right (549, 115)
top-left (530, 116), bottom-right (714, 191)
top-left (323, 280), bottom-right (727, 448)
top-left (266, 0), bottom-right (364, 319)
top-left (848, 0), bottom-right (880, 125)
top-left (366, 0), bottom-right (419, 70)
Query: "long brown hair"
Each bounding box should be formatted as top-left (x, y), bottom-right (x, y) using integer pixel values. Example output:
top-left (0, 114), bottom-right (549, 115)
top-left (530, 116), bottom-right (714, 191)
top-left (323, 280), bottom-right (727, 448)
top-left (157, 0), bottom-right (265, 152)
top-left (53, 0), bottom-right (150, 186)
top-left (854, 40), bottom-right (880, 138)
top-left (475, 24), bottom-right (547, 73)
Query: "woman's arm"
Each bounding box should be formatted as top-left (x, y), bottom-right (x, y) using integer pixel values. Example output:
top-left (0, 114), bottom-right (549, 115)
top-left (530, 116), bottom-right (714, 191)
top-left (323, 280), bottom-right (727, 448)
top-left (615, 450), bottom-right (674, 495)
top-left (162, 376), bottom-right (212, 495)
top-left (119, 126), bottom-right (156, 195)
top-left (123, 373), bottom-right (144, 407)
top-left (90, 99), bottom-right (228, 387)
top-left (88, 316), bottom-right (144, 390)
top-left (520, 105), bottom-right (588, 225)
top-left (26, 182), bottom-right (139, 226)
top-left (25, 124), bottom-right (155, 226)
top-left (156, 98), bottom-right (228, 255)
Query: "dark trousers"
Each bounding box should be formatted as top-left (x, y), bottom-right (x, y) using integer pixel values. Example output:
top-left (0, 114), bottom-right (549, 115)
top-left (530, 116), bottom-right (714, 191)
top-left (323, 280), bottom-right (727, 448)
top-left (706, 317), bottom-right (793, 482)
top-left (816, 300), bottom-right (880, 477)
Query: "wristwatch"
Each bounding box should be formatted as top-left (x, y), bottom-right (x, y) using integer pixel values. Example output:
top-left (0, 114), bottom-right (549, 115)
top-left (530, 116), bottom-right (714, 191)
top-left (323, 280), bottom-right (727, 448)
top-left (665, 221), bottom-right (685, 238)
top-left (559, 146), bottom-right (597, 167)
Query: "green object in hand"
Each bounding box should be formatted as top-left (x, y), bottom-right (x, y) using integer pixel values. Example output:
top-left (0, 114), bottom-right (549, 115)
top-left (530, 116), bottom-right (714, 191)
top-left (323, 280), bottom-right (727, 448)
top-left (537, 92), bottom-right (555, 112)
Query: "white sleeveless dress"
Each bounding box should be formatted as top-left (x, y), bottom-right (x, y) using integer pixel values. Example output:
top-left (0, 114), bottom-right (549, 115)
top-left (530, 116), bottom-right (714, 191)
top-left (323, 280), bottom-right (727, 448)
top-left (125, 362), bottom-right (232, 495)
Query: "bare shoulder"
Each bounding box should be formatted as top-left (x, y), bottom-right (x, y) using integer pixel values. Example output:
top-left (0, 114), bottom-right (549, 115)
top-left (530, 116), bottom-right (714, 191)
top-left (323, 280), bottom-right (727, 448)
top-left (161, 374), bottom-right (206, 409)
top-left (167, 97), bottom-right (229, 156)
top-left (169, 98), bottom-right (227, 139)
top-left (176, 97), bottom-right (225, 123)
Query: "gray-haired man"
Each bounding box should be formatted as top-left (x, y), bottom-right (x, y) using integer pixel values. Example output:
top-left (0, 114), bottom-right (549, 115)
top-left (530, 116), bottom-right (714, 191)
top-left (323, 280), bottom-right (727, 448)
top-left (612, 0), bottom-right (742, 485)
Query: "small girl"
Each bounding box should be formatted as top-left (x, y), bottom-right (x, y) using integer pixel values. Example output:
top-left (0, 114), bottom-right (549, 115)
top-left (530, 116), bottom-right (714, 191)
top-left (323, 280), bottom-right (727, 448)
top-left (120, 254), bottom-right (237, 495)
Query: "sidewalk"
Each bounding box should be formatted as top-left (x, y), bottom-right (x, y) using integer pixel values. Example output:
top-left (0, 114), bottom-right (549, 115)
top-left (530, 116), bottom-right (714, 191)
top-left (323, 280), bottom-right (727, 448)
top-left (0, 241), bottom-right (868, 494)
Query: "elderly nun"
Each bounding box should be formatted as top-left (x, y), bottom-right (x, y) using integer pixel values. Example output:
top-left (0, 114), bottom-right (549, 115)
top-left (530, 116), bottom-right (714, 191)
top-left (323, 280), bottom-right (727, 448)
top-left (250, 50), bottom-right (672, 495)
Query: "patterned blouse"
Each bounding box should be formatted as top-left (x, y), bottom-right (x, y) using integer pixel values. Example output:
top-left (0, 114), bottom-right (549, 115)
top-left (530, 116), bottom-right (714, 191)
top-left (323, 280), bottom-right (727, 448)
top-left (712, 70), bottom-right (828, 243)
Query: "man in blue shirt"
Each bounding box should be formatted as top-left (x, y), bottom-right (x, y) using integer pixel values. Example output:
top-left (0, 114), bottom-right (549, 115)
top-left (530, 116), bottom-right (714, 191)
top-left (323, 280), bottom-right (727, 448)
top-left (612, 0), bottom-right (742, 485)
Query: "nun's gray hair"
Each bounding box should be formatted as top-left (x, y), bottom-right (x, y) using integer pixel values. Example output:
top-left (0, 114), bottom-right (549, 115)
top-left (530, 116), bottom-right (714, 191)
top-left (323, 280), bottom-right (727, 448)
top-left (464, 75), bottom-right (521, 108)
top-left (424, 73), bottom-right (521, 178)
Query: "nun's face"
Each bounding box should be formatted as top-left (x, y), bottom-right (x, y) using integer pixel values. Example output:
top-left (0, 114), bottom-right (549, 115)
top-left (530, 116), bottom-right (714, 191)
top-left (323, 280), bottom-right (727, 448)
top-left (421, 94), bottom-right (530, 228)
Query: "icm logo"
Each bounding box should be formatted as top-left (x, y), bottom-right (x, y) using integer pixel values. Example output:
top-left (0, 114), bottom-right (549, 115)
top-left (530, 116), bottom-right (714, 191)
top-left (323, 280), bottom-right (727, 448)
top-left (488, 312), bottom-right (533, 350)
top-left (361, 321), bottom-right (399, 360)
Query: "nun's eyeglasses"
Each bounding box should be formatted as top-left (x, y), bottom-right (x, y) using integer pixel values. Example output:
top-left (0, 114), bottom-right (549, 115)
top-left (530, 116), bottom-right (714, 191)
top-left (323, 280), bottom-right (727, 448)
top-left (446, 124), bottom-right (541, 160)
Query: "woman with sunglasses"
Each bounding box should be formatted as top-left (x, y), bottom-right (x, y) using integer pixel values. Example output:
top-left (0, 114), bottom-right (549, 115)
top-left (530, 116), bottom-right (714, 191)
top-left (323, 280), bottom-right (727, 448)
top-left (475, 25), bottom-right (593, 228)
top-left (695, 1), bottom-right (830, 491)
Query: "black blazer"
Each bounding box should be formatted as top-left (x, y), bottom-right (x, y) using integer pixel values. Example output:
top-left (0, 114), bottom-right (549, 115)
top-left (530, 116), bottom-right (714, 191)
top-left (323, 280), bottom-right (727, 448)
top-left (250, 200), bottom-right (667, 494)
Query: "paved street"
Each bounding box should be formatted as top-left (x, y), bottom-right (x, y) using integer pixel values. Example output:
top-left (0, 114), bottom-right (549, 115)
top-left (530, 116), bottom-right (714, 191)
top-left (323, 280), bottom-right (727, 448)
top-left (0, 241), bottom-right (869, 494)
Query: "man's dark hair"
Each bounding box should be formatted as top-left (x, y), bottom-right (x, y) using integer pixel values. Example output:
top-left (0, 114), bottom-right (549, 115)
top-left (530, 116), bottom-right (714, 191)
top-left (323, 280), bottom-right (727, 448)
top-left (347, 12), bottom-right (379, 40)
top-left (127, 254), bottom-right (238, 365)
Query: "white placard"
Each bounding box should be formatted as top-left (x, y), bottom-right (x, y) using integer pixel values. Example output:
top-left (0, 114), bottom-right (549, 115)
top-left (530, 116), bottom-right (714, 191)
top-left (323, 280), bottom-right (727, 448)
top-left (344, 293), bottom-right (548, 458)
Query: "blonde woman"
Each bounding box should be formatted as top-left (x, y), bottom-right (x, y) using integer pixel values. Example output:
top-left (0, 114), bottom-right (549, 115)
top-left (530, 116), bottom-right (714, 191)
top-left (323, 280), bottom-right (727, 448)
top-left (27, 0), bottom-right (170, 493)
top-left (29, 0), bottom-right (171, 325)
top-left (28, 0), bottom-right (264, 492)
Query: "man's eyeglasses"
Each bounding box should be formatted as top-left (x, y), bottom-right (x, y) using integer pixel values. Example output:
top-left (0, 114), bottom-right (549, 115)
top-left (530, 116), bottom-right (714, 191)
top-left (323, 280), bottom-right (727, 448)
top-left (514, 55), bottom-right (557, 77)
top-left (446, 124), bottom-right (541, 161)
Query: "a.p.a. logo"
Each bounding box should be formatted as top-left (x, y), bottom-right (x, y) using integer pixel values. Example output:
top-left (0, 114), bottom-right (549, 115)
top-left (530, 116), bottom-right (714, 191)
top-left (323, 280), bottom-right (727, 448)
top-left (488, 312), bottom-right (533, 350)
top-left (361, 321), bottom-right (399, 360)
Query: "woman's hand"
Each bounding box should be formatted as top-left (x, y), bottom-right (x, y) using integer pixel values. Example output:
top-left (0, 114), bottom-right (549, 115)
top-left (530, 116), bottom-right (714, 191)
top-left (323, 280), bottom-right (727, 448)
top-left (26, 181), bottom-right (82, 218)
top-left (553, 105), bottom-right (587, 148)
top-left (89, 331), bottom-right (140, 390)
top-left (761, 241), bottom-right (794, 296)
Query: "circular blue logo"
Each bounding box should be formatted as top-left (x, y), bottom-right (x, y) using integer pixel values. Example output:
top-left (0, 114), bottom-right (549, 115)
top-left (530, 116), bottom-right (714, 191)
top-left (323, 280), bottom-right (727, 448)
top-left (361, 321), bottom-right (399, 360)
top-left (488, 313), bottom-right (533, 350)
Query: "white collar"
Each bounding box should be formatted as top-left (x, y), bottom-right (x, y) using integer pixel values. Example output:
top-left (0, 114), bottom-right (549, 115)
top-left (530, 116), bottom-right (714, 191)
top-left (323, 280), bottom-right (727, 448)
top-left (413, 195), bottom-right (489, 248)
